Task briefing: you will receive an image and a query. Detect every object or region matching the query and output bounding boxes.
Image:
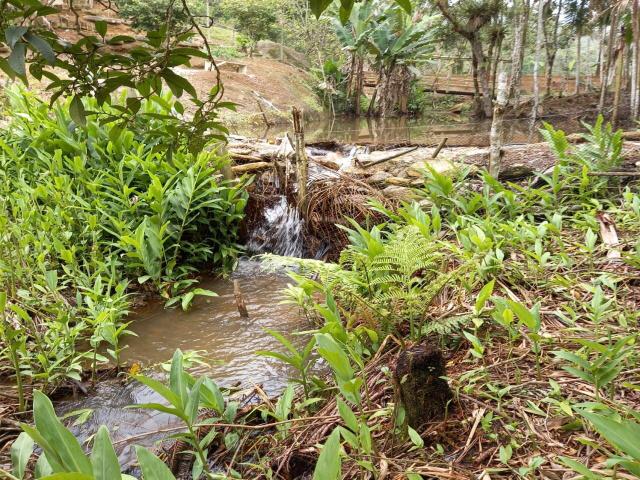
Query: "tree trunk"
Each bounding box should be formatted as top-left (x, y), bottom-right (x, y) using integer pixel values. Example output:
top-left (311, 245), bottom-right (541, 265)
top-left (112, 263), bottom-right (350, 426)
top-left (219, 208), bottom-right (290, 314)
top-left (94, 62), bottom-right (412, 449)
top-left (471, 49), bottom-right (483, 117)
top-left (599, 8), bottom-right (618, 114)
top-left (490, 70), bottom-right (509, 177)
top-left (471, 37), bottom-right (493, 118)
top-left (354, 56), bottom-right (364, 116)
top-left (491, 33), bottom-right (503, 96)
top-left (509, 0), bottom-right (530, 105)
top-left (292, 108), bottom-right (308, 214)
top-left (375, 64), bottom-right (413, 118)
top-left (532, 0), bottom-right (545, 120)
top-left (544, 0), bottom-right (563, 96)
top-left (394, 343), bottom-right (452, 429)
top-left (632, 0), bottom-right (640, 120)
top-left (612, 38), bottom-right (625, 127)
top-left (575, 25), bottom-right (582, 94)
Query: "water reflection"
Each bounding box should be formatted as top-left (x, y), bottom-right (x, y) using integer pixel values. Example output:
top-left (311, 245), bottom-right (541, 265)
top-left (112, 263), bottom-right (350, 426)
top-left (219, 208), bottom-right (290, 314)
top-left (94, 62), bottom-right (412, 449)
top-left (233, 115), bottom-right (582, 146)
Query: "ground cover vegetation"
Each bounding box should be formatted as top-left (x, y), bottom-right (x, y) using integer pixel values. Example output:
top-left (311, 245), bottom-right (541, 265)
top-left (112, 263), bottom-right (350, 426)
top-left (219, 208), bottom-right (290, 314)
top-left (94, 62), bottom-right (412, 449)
top-left (2, 0), bottom-right (640, 478)
top-left (0, 89), bottom-right (248, 409)
top-left (4, 117), bottom-right (639, 479)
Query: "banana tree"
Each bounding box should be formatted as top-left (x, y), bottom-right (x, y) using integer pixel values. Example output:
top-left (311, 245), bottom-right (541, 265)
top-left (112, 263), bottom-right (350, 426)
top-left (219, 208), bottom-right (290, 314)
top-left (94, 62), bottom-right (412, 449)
top-left (333, 3), bottom-right (376, 115)
top-left (365, 8), bottom-right (437, 117)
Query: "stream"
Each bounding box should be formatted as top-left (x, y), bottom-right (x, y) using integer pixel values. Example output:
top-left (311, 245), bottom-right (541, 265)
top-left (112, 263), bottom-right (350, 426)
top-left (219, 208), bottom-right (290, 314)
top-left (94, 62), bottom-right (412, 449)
top-left (55, 260), bottom-right (309, 466)
top-left (232, 115), bottom-right (583, 146)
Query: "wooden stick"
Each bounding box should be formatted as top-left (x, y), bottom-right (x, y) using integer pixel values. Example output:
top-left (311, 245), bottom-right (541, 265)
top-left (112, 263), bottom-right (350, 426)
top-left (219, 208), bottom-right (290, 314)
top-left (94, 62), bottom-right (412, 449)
top-left (358, 146), bottom-right (420, 168)
top-left (233, 280), bottom-right (249, 318)
top-left (292, 107), bottom-right (309, 214)
top-left (431, 137), bottom-right (448, 159)
top-left (587, 171), bottom-right (640, 177)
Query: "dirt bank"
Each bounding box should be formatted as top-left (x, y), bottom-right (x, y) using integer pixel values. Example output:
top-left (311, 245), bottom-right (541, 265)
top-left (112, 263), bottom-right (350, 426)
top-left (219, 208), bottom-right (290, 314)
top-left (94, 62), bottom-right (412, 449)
top-left (178, 58), bottom-right (322, 127)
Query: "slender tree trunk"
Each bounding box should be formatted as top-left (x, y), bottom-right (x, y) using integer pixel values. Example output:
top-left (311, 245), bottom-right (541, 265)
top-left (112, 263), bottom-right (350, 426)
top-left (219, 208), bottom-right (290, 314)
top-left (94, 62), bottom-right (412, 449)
top-left (471, 49), bottom-right (483, 116)
top-left (532, 0), bottom-right (545, 120)
top-left (354, 56), bottom-right (364, 116)
top-left (599, 8), bottom-right (618, 114)
top-left (612, 37), bottom-right (625, 127)
top-left (633, 0), bottom-right (640, 119)
top-left (489, 70), bottom-right (508, 177)
top-left (492, 33), bottom-right (503, 95)
top-left (575, 26), bottom-right (582, 94)
top-left (544, 0), bottom-right (563, 96)
top-left (471, 37), bottom-right (493, 118)
top-left (509, 0), bottom-right (530, 105)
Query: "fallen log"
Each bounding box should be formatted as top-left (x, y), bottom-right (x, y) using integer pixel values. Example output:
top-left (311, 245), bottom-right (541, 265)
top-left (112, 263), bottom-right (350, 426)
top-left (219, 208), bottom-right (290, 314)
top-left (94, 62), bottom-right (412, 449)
top-left (566, 130), bottom-right (640, 143)
top-left (356, 146), bottom-right (420, 169)
top-left (231, 162), bottom-right (271, 175)
top-left (230, 152), bottom-right (264, 163)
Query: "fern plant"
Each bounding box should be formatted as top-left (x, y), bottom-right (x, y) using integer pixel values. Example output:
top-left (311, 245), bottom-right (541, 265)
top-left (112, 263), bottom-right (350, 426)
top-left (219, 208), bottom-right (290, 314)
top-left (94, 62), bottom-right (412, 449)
top-left (266, 225), bottom-right (462, 340)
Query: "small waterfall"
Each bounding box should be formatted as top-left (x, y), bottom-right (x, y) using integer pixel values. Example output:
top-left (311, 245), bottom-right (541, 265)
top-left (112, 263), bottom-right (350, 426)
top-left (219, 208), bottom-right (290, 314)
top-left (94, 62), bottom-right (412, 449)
top-left (246, 195), bottom-right (304, 257)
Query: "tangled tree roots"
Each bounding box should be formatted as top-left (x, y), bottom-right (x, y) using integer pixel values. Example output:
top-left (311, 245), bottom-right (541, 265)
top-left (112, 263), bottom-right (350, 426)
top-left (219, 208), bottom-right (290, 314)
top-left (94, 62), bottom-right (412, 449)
top-left (304, 178), bottom-right (392, 259)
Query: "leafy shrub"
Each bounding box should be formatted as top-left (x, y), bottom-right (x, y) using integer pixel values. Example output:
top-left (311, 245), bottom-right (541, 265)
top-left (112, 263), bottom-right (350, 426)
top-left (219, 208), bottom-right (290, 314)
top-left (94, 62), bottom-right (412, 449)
top-left (0, 90), bottom-right (248, 395)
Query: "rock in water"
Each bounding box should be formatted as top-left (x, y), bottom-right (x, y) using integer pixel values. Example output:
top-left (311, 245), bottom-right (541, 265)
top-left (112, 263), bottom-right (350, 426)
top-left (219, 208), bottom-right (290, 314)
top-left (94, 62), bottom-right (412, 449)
top-left (394, 343), bottom-right (452, 428)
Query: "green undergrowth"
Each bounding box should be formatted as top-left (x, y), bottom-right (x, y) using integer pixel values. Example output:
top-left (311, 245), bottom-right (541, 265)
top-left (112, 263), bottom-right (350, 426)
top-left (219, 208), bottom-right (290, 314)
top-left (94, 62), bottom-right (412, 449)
top-left (3, 116), bottom-right (640, 480)
top-left (0, 90), bottom-right (248, 402)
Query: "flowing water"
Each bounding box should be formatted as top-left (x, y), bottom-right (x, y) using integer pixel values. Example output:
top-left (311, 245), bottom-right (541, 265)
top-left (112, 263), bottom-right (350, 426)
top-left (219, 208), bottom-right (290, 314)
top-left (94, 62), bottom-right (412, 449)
top-left (245, 195), bottom-right (304, 257)
top-left (56, 260), bottom-right (309, 466)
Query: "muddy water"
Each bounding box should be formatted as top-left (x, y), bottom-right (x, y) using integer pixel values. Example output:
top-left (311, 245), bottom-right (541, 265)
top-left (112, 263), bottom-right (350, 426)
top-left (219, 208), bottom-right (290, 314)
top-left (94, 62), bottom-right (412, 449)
top-left (233, 115), bottom-right (582, 146)
top-left (56, 260), bottom-right (309, 466)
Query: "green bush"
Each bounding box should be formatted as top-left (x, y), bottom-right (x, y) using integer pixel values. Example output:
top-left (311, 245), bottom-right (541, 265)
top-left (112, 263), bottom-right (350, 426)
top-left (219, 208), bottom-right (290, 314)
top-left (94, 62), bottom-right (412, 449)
top-left (0, 90), bottom-right (248, 396)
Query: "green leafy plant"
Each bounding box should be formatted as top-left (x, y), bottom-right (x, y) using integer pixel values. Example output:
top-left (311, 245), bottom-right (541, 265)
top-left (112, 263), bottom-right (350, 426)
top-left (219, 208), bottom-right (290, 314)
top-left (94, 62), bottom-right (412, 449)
top-left (5, 390), bottom-right (174, 480)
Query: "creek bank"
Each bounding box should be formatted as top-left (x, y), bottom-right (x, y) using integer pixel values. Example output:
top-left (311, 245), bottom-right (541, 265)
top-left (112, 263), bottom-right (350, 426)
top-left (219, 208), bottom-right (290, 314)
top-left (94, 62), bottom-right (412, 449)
top-left (229, 133), bottom-right (640, 205)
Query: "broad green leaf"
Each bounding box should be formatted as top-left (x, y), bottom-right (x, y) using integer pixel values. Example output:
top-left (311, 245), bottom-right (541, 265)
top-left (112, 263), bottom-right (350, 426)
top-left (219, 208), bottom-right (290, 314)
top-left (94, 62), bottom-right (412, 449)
top-left (95, 21), bottom-right (107, 37)
top-left (0, 292), bottom-right (7, 312)
top-left (185, 377), bottom-right (205, 424)
top-left (557, 456), bottom-right (603, 479)
top-left (394, 0), bottom-right (412, 13)
top-left (132, 375), bottom-right (181, 409)
top-left (579, 411), bottom-right (640, 460)
top-left (5, 26), bottom-right (27, 48)
top-left (337, 398), bottom-right (358, 433)
top-left (40, 474), bottom-right (93, 480)
top-left (8, 42), bottom-right (26, 77)
top-left (200, 378), bottom-right (225, 414)
top-left (24, 32), bottom-right (56, 64)
top-left (507, 300), bottom-right (540, 331)
top-left (407, 426), bottom-right (424, 448)
top-left (11, 432), bottom-right (34, 479)
top-left (70, 96), bottom-right (86, 127)
top-left (170, 349), bottom-right (188, 408)
top-left (314, 333), bottom-right (353, 381)
top-left (475, 280), bottom-right (495, 313)
top-left (312, 428), bottom-right (341, 480)
top-left (35, 454), bottom-right (53, 478)
top-left (135, 447), bottom-right (176, 480)
top-left (31, 391), bottom-right (92, 475)
top-left (310, 0), bottom-right (334, 18)
top-left (90, 426), bottom-right (120, 480)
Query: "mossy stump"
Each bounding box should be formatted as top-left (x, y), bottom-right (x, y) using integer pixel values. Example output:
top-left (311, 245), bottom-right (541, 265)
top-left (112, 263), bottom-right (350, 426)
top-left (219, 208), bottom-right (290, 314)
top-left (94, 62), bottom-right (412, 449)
top-left (394, 343), bottom-right (452, 428)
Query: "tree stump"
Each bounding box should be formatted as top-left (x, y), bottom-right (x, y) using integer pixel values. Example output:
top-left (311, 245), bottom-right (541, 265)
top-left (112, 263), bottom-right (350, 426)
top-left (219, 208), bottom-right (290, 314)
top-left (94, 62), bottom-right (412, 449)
top-left (394, 343), bottom-right (452, 429)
